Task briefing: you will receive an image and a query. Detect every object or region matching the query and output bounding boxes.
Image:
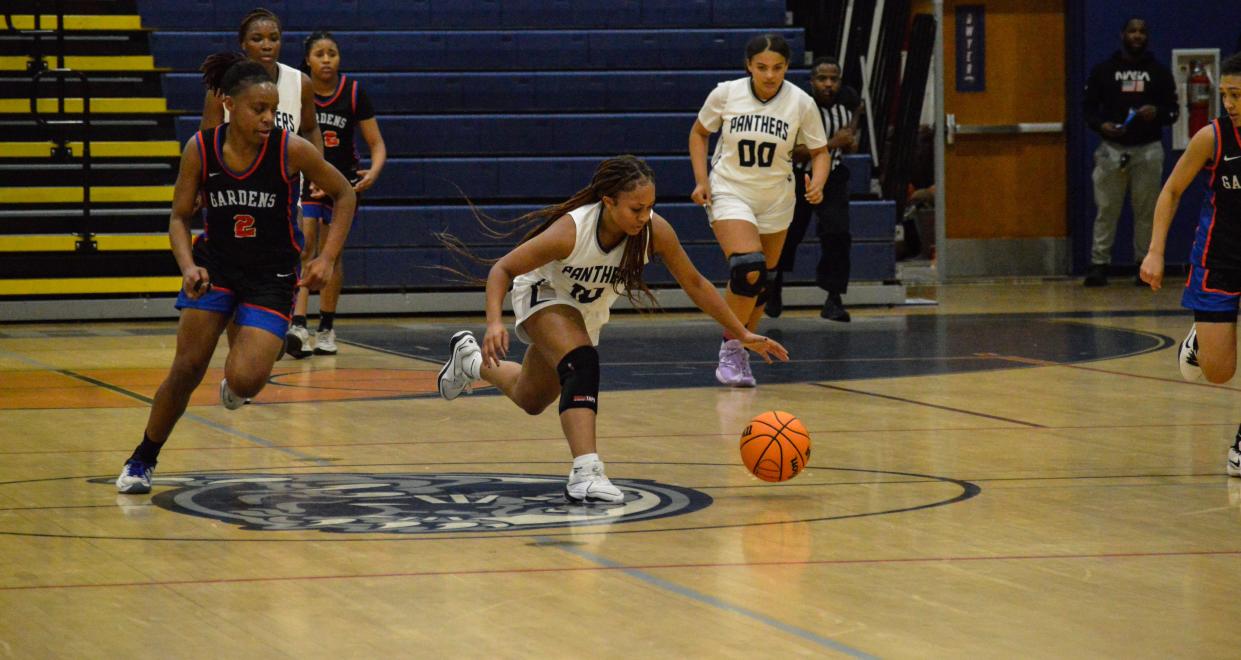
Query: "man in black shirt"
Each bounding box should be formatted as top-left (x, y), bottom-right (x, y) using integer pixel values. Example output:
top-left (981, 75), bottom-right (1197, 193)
top-left (1082, 17), bottom-right (1178, 286)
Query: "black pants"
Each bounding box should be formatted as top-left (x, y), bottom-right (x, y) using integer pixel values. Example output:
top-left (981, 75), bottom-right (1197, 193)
top-left (777, 164), bottom-right (851, 294)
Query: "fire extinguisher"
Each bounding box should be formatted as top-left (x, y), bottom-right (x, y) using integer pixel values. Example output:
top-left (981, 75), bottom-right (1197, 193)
top-left (1187, 60), bottom-right (1211, 136)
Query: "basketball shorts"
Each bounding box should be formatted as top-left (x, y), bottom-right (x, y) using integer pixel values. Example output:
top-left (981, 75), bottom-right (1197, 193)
top-left (301, 194), bottom-right (360, 226)
top-left (1182, 265), bottom-right (1241, 322)
top-left (174, 240), bottom-right (299, 338)
top-left (511, 277), bottom-right (607, 347)
top-left (705, 175), bottom-right (796, 235)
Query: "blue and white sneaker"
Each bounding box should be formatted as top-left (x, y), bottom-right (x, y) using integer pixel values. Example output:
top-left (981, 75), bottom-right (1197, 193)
top-left (1179, 325), bottom-right (1203, 382)
top-left (437, 330), bottom-right (482, 401)
top-left (116, 459), bottom-right (154, 494)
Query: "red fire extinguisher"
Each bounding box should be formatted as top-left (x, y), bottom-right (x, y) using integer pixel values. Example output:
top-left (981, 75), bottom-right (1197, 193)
top-left (1187, 60), bottom-right (1211, 136)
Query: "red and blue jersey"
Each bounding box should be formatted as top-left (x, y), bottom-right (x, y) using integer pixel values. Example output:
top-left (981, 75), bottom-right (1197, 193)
top-left (195, 124), bottom-right (303, 268)
top-left (1192, 114), bottom-right (1241, 271)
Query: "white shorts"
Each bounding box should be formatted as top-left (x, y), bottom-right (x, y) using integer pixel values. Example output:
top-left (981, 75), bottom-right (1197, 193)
top-left (511, 278), bottom-right (606, 347)
top-left (705, 176), bottom-right (796, 235)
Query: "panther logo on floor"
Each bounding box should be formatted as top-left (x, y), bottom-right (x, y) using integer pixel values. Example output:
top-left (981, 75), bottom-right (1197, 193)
top-left (152, 472), bottom-right (711, 534)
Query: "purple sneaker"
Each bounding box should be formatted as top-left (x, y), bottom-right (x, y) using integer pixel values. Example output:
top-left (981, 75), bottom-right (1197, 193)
top-left (715, 339), bottom-right (756, 387)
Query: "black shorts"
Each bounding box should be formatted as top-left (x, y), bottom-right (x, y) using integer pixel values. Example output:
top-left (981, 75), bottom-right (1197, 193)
top-left (174, 239), bottom-right (299, 337)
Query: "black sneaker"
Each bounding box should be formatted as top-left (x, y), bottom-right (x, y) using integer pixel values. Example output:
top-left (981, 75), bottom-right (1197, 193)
top-left (1083, 264), bottom-right (1108, 287)
top-left (820, 295), bottom-right (851, 322)
top-left (764, 281), bottom-right (783, 318)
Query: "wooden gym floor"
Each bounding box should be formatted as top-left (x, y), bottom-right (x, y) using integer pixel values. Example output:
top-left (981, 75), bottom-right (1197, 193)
top-left (1, 279), bottom-right (1239, 658)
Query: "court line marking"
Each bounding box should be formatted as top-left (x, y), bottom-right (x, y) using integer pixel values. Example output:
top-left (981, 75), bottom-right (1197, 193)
top-left (0, 346), bottom-right (331, 466)
top-left (537, 536), bottom-right (878, 658)
top-left (3, 547), bottom-right (1239, 592)
top-left (811, 382), bottom-right (1046, 427)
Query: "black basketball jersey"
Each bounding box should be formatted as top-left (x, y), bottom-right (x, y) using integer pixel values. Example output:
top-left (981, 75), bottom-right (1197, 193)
top-left (1192, 115), bottom-right (1241, 270)
top-left (196, 124), bottom-right (302, 268)
top-left (313, 74), bottom-right (374, 180)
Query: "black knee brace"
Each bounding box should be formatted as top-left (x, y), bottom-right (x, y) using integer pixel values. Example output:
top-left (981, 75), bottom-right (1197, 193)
top-left (728, 251), bottom-right (767, 298)
top-left (557, 345), bottom-right (600, 414)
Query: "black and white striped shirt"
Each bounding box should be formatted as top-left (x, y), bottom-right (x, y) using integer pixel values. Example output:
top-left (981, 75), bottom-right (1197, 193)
top-left (797, 86), bottom-right (860, 173)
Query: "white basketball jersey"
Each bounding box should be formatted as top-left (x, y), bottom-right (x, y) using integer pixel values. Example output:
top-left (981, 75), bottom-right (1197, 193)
top-left (697, 77), bottom-right (827, 194)
top-left (225, 62), bottom-right (302, 134)
top-left (513, 202), bottom-right (641, 327)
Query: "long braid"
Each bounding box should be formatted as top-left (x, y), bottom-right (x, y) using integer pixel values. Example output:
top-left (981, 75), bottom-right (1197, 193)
top-left (437, 155), bottom-right (659, 309)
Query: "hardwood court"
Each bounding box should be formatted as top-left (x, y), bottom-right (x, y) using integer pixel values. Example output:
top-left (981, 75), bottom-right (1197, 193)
top-left (1, 280), bottom-right (1239, 658)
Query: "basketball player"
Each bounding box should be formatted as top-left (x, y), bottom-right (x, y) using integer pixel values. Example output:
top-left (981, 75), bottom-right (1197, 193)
top-left (293, 30), bottom-right (387, 355)
top-left (689, 34), bottom-right (829, 387)
top-left (436, 156), bottom-right (789, 503)
top-left (198, 8), bottom-right (325, 360)
top-left (116, 60), bottom-right (356, 494)
top-left (1139, 52), bottom-right (1241, 476)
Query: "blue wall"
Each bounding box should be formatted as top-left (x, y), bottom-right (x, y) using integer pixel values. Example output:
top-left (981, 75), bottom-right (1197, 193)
top-left (1068, 2), bottom-right (1239, 273)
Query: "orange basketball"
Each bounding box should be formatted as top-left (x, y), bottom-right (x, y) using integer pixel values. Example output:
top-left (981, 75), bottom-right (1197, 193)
top-left (739, 410), bottom-right (811, 482)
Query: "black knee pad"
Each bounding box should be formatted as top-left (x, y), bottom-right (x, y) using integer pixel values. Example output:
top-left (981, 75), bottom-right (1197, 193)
top-left (557, 345), bottom-right (600, 414)
top-left (755, 269), bottom-right (776, 307)
top-left (728, 252), bottom-right (767, 298)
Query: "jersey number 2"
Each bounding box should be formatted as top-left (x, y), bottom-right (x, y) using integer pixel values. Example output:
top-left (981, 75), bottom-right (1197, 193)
top-left (233, 214), bottom-right (256, 238)
top-left (738, 139), bottom-right (776, 167)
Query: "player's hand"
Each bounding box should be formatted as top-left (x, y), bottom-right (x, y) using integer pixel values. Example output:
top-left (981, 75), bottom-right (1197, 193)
top-left (298, 256), bottom-right (333, 291)
top-left (482, 321), bottom-right (508, 369)
top-left (1100, 122), bottom-right (1126, 140)
top-left (309, 182), bottom-right (328, 199)
top-left (1139, 252), bottom-right (1164, 290)
top-left (803, 174), bottom-right (824, 205)
top-left (182, 266), bottom-right (211, 300)
top-left (691, 182), bottom-right (712, 207)
top-left (739, 331), bottom-right (789, 364)
top-left (353, 169), bottom-right (376, 193)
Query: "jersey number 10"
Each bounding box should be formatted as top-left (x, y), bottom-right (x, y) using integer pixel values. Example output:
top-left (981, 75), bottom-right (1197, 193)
top-left (738, 139), bottom-right (776, 168)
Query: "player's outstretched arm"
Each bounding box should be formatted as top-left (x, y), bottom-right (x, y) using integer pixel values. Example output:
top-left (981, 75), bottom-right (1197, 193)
top-left (649, 215), bottom-right (788, 363)
top-left (1141, 123), bottom-right (1216, 290)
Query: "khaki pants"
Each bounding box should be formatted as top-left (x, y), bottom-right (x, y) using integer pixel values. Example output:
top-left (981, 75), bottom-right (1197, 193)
top-left (1090, 139), bottom-right (1164, 266)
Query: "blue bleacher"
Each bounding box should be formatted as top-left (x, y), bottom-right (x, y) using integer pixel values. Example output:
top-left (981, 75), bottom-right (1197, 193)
top-left (164, 70), bottom-right (811, 114)
top-left (150, 30), bottom-right (804, 72)
top-left (137, 0), bottom-right (897, 293)
top-left (136, 0), bottom-right (788, 30)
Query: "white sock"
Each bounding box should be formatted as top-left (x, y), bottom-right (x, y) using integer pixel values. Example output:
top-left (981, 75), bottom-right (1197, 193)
top-left (572, 453), bottom-right (600, 469)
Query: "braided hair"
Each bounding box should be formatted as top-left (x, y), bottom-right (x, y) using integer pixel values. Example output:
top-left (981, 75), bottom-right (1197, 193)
top-left (439, 155), bottom-right (659, 309)
top-left (200, 52), bottom-right (273, 96)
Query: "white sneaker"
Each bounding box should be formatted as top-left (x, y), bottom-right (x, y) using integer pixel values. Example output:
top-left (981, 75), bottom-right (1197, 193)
top-left (314, 328), bottom-right (338, 355)
top-left (219, 378), bottom-right (245, 410)
top-left (565, 460), bottom-right (625, 503)
top-left (715, 339), bottom-right (756, 387)
top-left (284, 325), bottom-right (312, 360)
top-left (1179, 325), bottom-right (1203, 382)
top-left (437, 330), bottom-right (482, 401)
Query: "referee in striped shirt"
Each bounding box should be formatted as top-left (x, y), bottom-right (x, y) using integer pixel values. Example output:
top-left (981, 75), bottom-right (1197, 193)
top-left (768, 56), bottom-right (860, 321)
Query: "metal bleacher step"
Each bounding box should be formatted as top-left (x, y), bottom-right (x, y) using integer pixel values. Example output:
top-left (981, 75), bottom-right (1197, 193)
top-left (0, 141), bottom-right (180, 158)
top-left (0, 185), bottom-right (173, 204)
top-left (0, 54), bottom-right (158, 71)
top-left (0, 160), bottom-right (174, 186)
top-left (0, 97), bottom-right (168, 113)
top-left (5, 15), bottom-right (145, 31)
top-left (0, 207), bottom-right (171, 234)
top-left (0, 116), bottom-right (178, 141)
top-left (0, 232), bottom-right (169, 252)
